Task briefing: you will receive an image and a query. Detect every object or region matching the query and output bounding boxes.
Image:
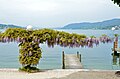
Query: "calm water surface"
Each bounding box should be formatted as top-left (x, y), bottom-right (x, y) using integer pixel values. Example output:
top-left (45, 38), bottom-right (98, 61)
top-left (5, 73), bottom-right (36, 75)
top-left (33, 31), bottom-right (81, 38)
top-left (0, 29), bottom-right (120, 70)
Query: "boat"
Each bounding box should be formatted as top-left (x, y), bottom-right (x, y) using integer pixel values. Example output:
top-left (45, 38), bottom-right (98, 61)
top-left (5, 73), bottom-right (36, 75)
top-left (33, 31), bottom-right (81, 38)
top-left (111, 26), bottom-right (120, 30)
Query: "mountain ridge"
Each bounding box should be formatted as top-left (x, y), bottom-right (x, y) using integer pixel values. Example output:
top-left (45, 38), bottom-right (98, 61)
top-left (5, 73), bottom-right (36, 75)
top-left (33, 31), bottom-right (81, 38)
top-left (62, 19), bottom-right (120, 29)
top-left (0, 24), bottom-right (22, 29)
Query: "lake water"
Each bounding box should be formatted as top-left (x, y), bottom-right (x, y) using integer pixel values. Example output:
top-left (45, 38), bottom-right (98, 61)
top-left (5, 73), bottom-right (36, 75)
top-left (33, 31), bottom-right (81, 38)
top-left (0, 29), bottom-right (120, 70)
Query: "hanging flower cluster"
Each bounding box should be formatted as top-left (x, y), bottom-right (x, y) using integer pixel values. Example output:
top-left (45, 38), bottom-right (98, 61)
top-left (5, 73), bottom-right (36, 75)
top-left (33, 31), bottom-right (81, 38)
top-left (0, 28), bottom-right (113, 47)
top-left (99, 35), bottom-right (112, 43)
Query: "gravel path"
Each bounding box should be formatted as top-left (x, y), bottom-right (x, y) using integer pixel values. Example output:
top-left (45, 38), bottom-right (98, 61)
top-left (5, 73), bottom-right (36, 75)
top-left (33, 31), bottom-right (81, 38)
top-left (52, 71), bottom-right (120, 79)
top-left (0, 69), bottom-right (119, 79)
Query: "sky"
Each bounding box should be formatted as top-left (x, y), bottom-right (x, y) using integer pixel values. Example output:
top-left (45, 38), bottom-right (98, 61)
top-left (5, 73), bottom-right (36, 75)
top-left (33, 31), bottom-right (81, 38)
top-left (0, 0), bottom-right (120, 28)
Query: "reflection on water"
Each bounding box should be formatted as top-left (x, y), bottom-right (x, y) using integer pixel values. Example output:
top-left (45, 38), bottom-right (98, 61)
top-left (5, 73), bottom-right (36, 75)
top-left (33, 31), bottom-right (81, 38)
top-left (112, 53), bottom-right (120, 66)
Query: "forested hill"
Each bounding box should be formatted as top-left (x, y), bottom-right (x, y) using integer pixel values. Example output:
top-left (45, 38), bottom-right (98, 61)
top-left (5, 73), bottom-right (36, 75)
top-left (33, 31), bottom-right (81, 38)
top-left (62, 19), bottom-right (120, 29)
top-left (0, 24), bottom-right (22, 29)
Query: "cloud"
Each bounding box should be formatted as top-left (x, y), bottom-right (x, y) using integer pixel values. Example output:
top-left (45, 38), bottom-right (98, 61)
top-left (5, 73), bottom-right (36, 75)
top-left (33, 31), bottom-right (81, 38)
top-left (0, 0), bottom-right (120, 27)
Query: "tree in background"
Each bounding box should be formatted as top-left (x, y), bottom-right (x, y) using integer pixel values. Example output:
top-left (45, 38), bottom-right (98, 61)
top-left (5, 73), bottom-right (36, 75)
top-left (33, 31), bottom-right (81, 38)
top-left (112, 0), bottom-right (120, 6)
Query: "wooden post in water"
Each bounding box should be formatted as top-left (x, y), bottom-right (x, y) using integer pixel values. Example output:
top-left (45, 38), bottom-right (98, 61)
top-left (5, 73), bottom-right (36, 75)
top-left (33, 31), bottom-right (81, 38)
top-left (80, 54), bottom-right (81, 62)
top-left (77, 51), bottom-right (81, 62)
top-left (77, 51), bottom-right (79, 58)
top-left (113, 35), bottom-right (118, 55)
top-left (62, 51), bottom-right (65, 69)
top-left (114, 42), bottom-right (118, 50)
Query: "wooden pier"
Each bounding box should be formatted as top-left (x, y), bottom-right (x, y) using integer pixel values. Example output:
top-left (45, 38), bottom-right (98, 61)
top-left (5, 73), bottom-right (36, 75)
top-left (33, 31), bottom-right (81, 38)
top-left (62, 51), bottom-right (83, 69)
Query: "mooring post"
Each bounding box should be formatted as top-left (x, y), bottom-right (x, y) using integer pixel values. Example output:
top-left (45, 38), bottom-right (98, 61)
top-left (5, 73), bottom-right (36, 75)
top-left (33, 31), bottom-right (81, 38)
top-left (77, 51), bottom-right (79, 58)
top-left (113, 41), bottom-right (118, 55)
top-left (77, 51), bottom-right (81, 62)
top-left (80, 54), bottom-right (81, 62)
top-left (62, 51), bottom-right (65, 69)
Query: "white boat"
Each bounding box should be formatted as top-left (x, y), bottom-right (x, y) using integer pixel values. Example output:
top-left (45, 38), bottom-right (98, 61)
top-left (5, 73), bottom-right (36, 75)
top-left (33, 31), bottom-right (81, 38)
top-left (111, 26), bottom-right (120, 30)
top-left (111, 27), bottom-right (115, 30)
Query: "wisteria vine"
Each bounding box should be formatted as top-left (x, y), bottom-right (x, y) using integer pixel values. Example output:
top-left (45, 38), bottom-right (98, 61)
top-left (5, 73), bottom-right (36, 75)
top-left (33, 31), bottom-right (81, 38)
top-left (0, 28), bottom-right (113, 68)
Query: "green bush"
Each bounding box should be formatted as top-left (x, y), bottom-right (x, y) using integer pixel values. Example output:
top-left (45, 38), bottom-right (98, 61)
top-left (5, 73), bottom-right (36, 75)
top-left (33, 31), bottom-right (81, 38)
top-left (19, 66), bottom-right (40, 73)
